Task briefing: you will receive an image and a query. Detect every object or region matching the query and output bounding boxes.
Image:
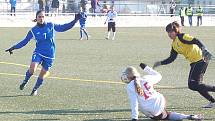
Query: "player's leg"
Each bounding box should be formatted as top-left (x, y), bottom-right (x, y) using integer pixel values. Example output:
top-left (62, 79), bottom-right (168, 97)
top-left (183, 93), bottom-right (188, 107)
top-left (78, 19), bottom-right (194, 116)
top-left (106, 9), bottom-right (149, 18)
top-left (200, 16), bottom-right (202, 25)
top-left (31, 57), bottom-right (53, 96)
top-left (80, 28), bottom-right (83, 40)
top-left (197, 16), bottom-right (200, 26)
top-left (106, 22), bottom-right (111, 39)
top-left (188, 60), bottom-right (215, 107)
top-left (112, 22), bottom-right (116, 40)
top-left (168, 112), bottom-right (203, 120)
top-left (182, 16), bottom-right (184, 26)
top-left (83, 28), bottom-right (89, 40)
top-left (20, 53), bottom-right (41, 90)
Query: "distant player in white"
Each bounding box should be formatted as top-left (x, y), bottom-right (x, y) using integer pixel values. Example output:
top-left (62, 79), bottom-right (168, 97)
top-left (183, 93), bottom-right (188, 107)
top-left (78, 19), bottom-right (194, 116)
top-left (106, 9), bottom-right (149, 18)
top-left (121, 63), bottom-right (203, 121)
top-left (104, 6), bottom-right (117, 40)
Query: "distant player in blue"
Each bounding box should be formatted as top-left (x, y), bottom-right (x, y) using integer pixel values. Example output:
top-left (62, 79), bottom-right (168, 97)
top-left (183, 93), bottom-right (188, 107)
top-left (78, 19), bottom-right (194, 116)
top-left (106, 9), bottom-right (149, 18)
top-left (5, 10), bottom-right (81, 96)
top-left (79, 9), bottom-right (89, 40)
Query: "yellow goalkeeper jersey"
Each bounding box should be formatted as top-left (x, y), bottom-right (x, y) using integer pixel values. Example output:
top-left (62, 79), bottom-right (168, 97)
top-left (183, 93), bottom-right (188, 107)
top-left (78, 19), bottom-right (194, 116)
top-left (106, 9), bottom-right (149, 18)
top-left (172, 34), bottom-right (203, 63)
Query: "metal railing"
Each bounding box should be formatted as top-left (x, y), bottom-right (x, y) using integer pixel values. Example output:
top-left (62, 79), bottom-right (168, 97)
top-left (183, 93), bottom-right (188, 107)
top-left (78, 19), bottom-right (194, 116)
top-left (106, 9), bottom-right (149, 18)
top-left (1, 2), bottom-right (215, 14)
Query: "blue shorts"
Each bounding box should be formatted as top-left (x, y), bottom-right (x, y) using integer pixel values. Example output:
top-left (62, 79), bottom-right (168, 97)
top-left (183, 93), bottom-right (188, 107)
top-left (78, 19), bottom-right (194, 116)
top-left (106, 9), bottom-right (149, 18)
top-left (31, 53), bottom-right (54, 71)
top-left (80, 25), bottom-right (86, 30)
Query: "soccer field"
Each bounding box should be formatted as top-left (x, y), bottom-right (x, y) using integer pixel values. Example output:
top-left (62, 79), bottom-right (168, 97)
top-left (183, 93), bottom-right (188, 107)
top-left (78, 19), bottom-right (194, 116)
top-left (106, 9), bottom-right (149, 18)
top-left (0, 27), bottom-right (215, 121)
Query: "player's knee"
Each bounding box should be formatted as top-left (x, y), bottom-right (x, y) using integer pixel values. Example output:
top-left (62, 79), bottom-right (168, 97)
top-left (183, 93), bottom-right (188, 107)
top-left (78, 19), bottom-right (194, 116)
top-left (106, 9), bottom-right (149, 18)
top-left (29, 68), bottom-right (36, 75)
top-left (188, 80), bottom-right (200, 91)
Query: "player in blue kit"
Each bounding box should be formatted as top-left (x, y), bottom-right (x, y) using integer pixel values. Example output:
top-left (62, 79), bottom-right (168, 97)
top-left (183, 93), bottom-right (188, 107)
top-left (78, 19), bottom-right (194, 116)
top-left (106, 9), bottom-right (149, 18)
top-left (5, 10), bottom-right (81, 96)
top-left (79, 9), bottom-right (89, 40)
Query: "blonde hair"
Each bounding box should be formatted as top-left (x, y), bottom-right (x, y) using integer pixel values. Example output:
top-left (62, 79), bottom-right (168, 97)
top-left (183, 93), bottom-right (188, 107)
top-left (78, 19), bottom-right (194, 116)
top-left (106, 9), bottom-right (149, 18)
top-left (121, 66), bottom-right (140, 83)
top-left (124, 66), bottom-right (140, 78)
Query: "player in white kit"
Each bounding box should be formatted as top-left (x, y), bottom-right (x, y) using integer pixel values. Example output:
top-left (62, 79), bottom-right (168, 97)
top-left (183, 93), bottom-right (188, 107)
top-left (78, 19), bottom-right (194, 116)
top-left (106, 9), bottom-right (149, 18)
top-left (121, 63), bottom-right (203, 121)
top-left (104, 6), bottom-right (117, 40)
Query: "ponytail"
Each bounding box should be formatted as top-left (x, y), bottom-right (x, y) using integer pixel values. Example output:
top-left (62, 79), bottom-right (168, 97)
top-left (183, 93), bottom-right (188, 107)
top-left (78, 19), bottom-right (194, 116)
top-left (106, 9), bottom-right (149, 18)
top-left (32, 19), bottom-right (37, 22)
top-left (32, 10), bottom-right (44, 22)
top-left (166, 21), bottom-right (181, 33)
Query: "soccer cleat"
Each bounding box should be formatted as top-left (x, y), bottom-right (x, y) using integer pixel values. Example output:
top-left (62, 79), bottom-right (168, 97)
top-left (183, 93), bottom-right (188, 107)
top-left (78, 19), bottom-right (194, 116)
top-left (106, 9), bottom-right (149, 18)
top-left (188, 114), bottom-right (203, 120)
top-left (203, 102), bottom-right (215, 108)
top-left (79, 38), bottom-right (83, 40)
top-left (19, 83), bottom-right (27, 90)
top-left (30, 89), bottom-right (38, 96)
top-left (112, 37), bottom-right (115, 40)
top-left (105, 37), bottom-right (109, 40)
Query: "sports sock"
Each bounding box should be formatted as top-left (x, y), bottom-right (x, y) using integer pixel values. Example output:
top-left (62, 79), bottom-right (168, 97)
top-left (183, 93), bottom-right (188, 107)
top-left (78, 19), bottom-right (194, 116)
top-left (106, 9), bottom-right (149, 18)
top-left (80, 29), bottom-right (83, 38)
top-left (107, 31), bottom-right (110, 39)
top-left (83, 29), bottom-right (88, 39)
top-left (23, 70), bottom-right (33, 84)
top-left (112, 32), bottom-right (116, 40)
top-left (33, 78), bottom-right (43, 90)
top-left (168, 112), bottom-right (190, 120)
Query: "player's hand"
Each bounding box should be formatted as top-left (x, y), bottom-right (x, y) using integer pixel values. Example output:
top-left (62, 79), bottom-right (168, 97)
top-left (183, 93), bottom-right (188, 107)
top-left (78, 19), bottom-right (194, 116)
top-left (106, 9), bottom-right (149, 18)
top-left (5, 47), bottom-right (15, 55)
top-left (202, 49), bottom-right (213, 61)
top-left (153, 61), bottom-right (161, 69)
top-left (74, 13), bottom-right (81, 21)
top-left (139, 63), bottom-right (147, 70)
top-left (131, 119), bottom-right (138, 121)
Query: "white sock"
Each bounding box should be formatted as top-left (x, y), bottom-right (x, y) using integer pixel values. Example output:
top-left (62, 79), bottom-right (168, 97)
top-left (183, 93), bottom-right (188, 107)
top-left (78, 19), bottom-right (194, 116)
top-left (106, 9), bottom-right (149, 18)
top-left (112, 32), bottom-right (116, 40)
top-left (107, 32), bottom-right (110, 39)
top-left (168, 112), bottom-right (190, 120)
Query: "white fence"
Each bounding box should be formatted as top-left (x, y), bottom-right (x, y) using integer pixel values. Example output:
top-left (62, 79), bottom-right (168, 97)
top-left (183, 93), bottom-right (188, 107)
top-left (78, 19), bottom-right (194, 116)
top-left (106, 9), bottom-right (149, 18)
top-left (1, 13), bottom-right (215, 27)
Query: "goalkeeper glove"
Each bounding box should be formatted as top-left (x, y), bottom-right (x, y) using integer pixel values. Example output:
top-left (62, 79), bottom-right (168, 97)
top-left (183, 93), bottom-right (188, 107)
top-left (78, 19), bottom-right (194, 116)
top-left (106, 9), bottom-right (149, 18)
top-left (74, 13), bottom-right (81, 21)
top-left (153, 61), bottom-right (161, 69)
top-left (5, 46), bottom-right (15, 55)
top-left (131, 119), bottom-right (138, 121)
top-left (139, 63), bottom-right (147, 70)
top-left (202, 49), bottom-right (213, 61)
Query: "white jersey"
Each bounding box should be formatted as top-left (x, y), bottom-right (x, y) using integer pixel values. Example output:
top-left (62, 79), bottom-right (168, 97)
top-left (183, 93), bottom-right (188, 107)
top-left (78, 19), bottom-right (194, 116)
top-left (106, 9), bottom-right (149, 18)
top-left (105, 10), bottom-right (117, 23)
top-left (126, 66), bottom-right (165, 119)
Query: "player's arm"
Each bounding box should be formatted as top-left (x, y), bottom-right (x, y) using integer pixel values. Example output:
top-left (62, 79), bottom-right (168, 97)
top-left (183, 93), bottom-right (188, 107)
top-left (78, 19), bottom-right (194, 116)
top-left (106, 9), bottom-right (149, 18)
top-left (127, 83), bottom-right (139, 121)
top-left (54, 13), bottom-right (81, 32)
top-left (104, 13), bottom-right (109, 24)
top-left (153, 48), bottom-right (178, 68)
top-left (178, 33), bottom-right (205, 49)
top-left (5, 31), bottom-right (33, 54)
top-left (178, 33), bottom-right (213, 60)
top-left (140, 63), bottom-right (162, 84)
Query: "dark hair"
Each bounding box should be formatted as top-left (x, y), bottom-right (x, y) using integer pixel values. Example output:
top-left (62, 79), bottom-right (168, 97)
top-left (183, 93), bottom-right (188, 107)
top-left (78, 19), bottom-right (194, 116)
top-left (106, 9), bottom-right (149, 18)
top-left (166, 21), bottom-right (180, 33)
top-left (32, 10), bottom-right (44, 22)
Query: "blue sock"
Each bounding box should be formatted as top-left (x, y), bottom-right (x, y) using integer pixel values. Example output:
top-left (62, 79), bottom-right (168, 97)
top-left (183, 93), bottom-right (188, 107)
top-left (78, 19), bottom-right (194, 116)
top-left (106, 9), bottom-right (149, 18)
top-left (23, 70), bottom-right (33, 84)
top-left (83, 29), bottom-right (88, 38)
top-left (80, 30), bottom-right (83, 38)
top-left (33, 78), bottom-right (43, 90)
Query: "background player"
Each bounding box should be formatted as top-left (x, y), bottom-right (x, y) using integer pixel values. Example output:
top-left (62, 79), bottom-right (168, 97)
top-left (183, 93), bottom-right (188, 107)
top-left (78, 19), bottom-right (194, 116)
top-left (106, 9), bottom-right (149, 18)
top-left (104, 6), bottom-right (117, 40)
top-left (79, 8), bottom-right (89, 40)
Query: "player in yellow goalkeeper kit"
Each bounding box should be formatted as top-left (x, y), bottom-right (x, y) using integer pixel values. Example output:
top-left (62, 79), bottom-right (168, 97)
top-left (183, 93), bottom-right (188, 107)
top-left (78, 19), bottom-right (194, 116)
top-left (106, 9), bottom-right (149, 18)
top-left (153, 21), bottom-right (215, 108)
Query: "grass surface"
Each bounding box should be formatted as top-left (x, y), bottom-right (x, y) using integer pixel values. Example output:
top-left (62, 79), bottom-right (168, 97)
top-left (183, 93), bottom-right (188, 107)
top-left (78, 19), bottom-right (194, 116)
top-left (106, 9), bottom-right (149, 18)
top-left (0, 27), bottom-right (215, 121)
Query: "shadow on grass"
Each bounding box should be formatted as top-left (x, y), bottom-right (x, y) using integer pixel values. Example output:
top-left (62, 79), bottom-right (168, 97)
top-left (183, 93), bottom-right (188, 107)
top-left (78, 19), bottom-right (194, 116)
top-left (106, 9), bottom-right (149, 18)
top-left (0, 109), bottom-right (130, 116)
top-left (83, 118), bottom-right (153, 121)
top-left (27, 119), bottom-right (60, 121)
top-left (167, 107), bottom-right (202, 111)
top-left (0, 94), bottom-right (29, 98)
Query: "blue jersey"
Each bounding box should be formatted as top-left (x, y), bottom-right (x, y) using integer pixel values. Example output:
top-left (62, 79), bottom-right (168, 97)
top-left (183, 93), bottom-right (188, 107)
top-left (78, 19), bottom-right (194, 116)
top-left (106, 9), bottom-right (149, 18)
top-left (79, 12), bottom-right (87, 28)
top-left (13, 20), bottom-right (77, 59)
top-left (10, 0), bottom-right (16, 7)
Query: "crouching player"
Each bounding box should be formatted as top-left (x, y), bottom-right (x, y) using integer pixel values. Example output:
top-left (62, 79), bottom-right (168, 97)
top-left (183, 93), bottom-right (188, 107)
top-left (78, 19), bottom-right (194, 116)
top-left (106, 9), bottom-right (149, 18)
top-left (121, 63), bottom-right (203, 121)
